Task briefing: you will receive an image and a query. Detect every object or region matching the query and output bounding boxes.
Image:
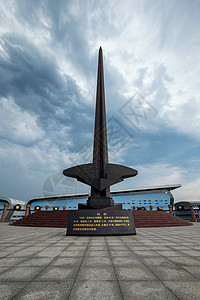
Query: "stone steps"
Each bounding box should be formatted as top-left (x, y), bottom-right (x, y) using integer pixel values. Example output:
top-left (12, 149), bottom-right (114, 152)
top-left (10, 210), bottom-right (192, 228)
top-left (132, 211), bottom-right (192, 227)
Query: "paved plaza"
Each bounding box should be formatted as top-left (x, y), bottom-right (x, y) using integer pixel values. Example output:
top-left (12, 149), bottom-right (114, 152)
top-left (0, 223), bottom-right (200, 299)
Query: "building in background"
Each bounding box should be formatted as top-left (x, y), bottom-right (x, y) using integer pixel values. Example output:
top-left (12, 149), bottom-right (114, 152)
top-left (0, 184), bottom-right (181, 221)
top-left (174, 201), bottom-right (200, 221)
top-left (0, 197), bottom-right (26, 221)
top-left (27, 184), bottom-right (180, 211)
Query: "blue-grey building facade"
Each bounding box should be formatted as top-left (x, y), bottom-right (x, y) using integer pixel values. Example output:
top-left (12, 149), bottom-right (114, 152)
top-left (0, 184), bottom-right (181, 221)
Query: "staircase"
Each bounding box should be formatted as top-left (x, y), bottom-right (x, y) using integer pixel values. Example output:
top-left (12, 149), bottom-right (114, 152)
top-left (10, 211), bottom-right (70, 228)
top-left (10, 210), bottom-right (192, 228)
top-left (132, 210), bottom-right (192, 227)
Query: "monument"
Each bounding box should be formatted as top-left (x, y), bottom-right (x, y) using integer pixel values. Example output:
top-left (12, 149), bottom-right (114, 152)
top-left (63, 47), bottom-right (138, 235)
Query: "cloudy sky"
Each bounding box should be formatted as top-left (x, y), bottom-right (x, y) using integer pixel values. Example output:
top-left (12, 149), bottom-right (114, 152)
top-left (0, 0), bottom-right (200, 202)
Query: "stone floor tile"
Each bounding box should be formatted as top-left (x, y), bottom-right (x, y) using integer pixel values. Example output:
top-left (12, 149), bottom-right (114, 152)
top-left (34, 266), bottom-right (78, 281)
top-left (9, 247), bottom-right (46, 257)
top-left (156, 250), bottom-right (185, 257)
top-left (88, 247), bottom-right (108, 251)
top-left (18, 257), bottom-right (54, 267)
top-left (167, 256), bottom-right (200, 266)
top-left (0, 266), bottom-right (44, 281)
top-left (60, 250), bottom-right (85, 257)
top-left (0, 257), bottom-right (26, 267)
top-left (182, 266), bottom-right (200, 279)
top-left (68, 281), bottom-right (122, 300)
top-left (134, 250), bottom-right (160, 257)
top-left (77, 266), bottom-right (116, 281)
top-left (180, 250), bottom-right (200, 256)
top-left (127, 247), bottom-right (149, 251)
top-left (149, 266), bottom-right (197, 281)
top-left (164, 281), bottom-right (200, 300)
top-left (0, 252), bottom-right (9, 258)
top-left (0, 282), bottom-right (28, 300)
top-left (115, 266), bottom-right (157, 281)
top-left (85, 250), bottom-right (109, 257)
top-left (112, 256), bottom-right (143, 266)
top-left (110, 250), bottom-right (132, 257)
top-left (142, 257), bottom-right (176, 267)
top-left (34, 248), bottom-right (65, 258)
top-left (49, 257), bottom-right (83, 267)
top-left (13, 281), bottom-right (73, 300)
top-left (119, 280), bottom-right (178, 300)
top-left (0, 267), bottom-right (11, 274)
top-left (108, 246), bottom-right (128, 250)
top-left (65, 246), bottom-right (87, 251)
top-left (82, 256), bottom-right (112, 266)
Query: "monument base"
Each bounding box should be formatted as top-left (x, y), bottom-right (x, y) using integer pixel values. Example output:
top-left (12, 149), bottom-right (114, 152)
top-left (78, 203), bottom-right (122, 210)
top-left (88, 196), bottom-right (114, 207)
top-left (66, 210), bottom-right (136, 236)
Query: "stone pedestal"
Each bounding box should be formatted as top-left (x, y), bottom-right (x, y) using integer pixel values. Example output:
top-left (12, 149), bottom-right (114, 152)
top-left (87, 196), bottom-right (114, 208)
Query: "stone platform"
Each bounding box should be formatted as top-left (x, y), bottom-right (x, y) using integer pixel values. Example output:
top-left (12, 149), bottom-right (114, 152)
top-left (10, 210), bottom-right (192, 228)
top-left (0, 222), bottom-right (200, 299)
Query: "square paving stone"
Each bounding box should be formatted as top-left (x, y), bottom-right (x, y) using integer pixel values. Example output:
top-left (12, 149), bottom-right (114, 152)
top-left (182, 266), bottom-right (200, 279)
top-left (112, 257), bottom-right (143, 266)
top-left (142, 257), bottom-right (176, 267)
top-left (88, 246), bottom-right (108, 251)
top-left (0, 282), bottom-right (27, 300)
top-left (119, 280), bottom-right (178, 300)
top-left (9, 247), bottom-right (45, 257)
top-left (77, 267), bottom-right (116, 281)
top-left (0, 257), bottom-right (26, 266)
top-left (115, 266), bottom-right (157, 281)
top-left (0, 267), bottom-right (11, 274)
top-left (167, 256), bottom-right (200, 266)
top-left (128, 247), bottom-right (150, 251)
top-left (164, 281), bottom-right (200, 300)
top-left (0, 266), bottom-right (44, 281)
top-left (0, 252), bottom-right (9, 258)
top-left (85, 250), bottom-right (109, 257)
top-left (107, 243), bottom-right (124, 247)
top-left (68, 281), bottom-right (122, 300)
top-left (170, 246), bottom-right (191, 250)
top-left (156, 250), bottom-right (185, 257)
top-left (180, 250), bottom-right (200, 256)
top-left (109, 246), bottom-right (128, 250)
top-left (134, 250), bottom-right (160, 257)
top-left (34, 248), bottom-right (65, 257)
top-left (14, 281), bottom-right (73, 300)
top-left (50, 257), bottom-right (82, 267)
top-left (82, 256), bottom-right (112, 267)
top-left (34, 266), bottom-right (78, 281)
top-left (60, 251), bottom-right (85, 257)
top-left (149, 266), bottom-right (197, 281)
top-left (18, 257), bottom-right (54, 267)
top-left (110, 251), bottom-right (132, 257)
top-left (190, 246), bottom-right (200, 250)
top-left (65, 246), bottom-right (87, 251)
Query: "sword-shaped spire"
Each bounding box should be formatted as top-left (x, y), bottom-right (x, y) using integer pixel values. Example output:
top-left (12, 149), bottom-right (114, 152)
top-left (93, 47), bottom-right (108, 177)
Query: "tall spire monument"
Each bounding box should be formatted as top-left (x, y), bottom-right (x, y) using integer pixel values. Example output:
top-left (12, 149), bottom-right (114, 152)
top-left (64, 48), bottom-right (137, 235)
top-left (63, 47), bottom-right (138, 210)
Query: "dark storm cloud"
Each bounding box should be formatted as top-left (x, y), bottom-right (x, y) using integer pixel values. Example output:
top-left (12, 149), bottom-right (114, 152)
top-left (14, 0), bottom-right (97, 75)
top-left (0, 33), bottom-right (94, 150)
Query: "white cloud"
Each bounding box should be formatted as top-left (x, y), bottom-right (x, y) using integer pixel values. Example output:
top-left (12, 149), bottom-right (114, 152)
top-left (113, 162), bottom-right (184, 195)
top-left (0, 97), bottom-right (44, 145)
top-left (84, 1), bottom-right (200, 140)
top-left (173, 177), bottom-right (200, 202)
